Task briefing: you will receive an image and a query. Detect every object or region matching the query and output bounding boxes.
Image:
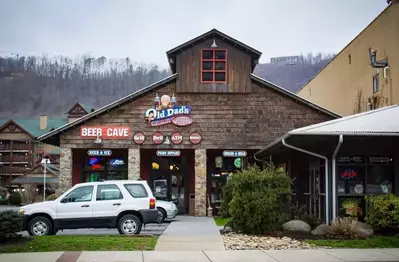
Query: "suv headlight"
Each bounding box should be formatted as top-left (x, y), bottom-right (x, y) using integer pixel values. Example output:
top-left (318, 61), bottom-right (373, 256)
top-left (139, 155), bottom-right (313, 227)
top-left (19, 209), bottom-right (25, 215)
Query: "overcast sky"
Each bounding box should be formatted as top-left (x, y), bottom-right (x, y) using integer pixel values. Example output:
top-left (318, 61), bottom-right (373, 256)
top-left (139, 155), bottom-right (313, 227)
top-left (0, 0), bottom-right (389, 68)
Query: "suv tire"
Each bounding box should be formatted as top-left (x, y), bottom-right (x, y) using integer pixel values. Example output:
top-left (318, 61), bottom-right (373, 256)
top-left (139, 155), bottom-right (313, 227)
top-left (117, 214), bottom-right (142, 235)
top-left (28, 216), bottom-right (53, 236)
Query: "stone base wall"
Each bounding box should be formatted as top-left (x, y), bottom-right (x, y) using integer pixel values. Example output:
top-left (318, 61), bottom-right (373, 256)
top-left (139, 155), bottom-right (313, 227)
top-left (128, 148), bottom-right (140, 180)
top-left (58, 148), bottom-right (72, 193)
top-left (194, 149), bottom-right (207, 216)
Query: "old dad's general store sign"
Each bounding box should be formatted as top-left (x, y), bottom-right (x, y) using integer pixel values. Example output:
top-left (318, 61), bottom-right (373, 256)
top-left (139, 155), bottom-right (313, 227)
top-left (144, 94), bottom-right (193, 127)
top-left (80, 126), bottom-right (131, 139)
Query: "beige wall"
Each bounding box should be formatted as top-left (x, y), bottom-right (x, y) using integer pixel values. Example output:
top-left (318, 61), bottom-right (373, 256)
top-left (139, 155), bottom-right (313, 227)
top-left (298, 4), bottom-right (399, 116)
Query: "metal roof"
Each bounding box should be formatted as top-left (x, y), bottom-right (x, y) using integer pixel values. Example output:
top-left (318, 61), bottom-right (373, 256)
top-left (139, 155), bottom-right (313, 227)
top-left (289, 105), bottom-right (399, 135)
top-left (38, 74), bottom-right (178, 144)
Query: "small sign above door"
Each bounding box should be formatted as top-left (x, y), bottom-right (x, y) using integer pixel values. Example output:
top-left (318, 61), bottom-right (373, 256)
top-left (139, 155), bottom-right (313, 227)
top-left (87, 149), bottom-right (112, 156)
top-left (133, 132), bottom-right (146, 144)
top-left (222, 150), bottom-right (247, 158)
top-left (152, 132), bottom-right (164, 145)
top-left (171, 132), bottom-right (183, 145)
top-left (156, 150), bottom-right (181, 157)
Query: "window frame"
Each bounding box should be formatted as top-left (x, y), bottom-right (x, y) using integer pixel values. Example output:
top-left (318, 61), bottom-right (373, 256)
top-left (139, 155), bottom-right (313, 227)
top-left (96, 184), bottom-right (124, 201)
top-left (61, 185), bottom-right (94, 203)
top-left (373, 74), bottom-right (379, 93)
top-left (200, 48), bottom-right (227, 84)
top-left (124, 184), bottom-right (149, 198)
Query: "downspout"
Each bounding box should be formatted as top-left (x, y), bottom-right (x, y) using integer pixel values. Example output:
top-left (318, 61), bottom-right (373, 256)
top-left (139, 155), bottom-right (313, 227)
top-left (332, 135), bottom-right (344, 220)
top-left (282, 139), bottom-right (330, 224)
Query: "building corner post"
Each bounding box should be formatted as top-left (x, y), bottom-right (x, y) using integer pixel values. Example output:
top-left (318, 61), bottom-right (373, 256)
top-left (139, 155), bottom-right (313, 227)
top-left (59, 148), bottom-right (72, 193)
top-left (128, 148), bottom-right (140, 180)
top-left (194, 149), bottom-right (207, 216)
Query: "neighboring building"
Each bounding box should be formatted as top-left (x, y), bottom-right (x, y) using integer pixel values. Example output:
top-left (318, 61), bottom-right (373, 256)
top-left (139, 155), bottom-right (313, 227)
top-left (255, 105), bottom-right (399, 223)
top-left (38, 29), bottom-right (339, 216)
top-left (0, 103), bottom-right (94, 187)
top-left (298, 2), bottom-right (399, 116)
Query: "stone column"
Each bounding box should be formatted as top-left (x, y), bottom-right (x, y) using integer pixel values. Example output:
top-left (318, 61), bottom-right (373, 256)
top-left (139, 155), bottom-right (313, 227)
top-left (194, 149), bottom-right (207, 216)
top-left (58, 148), bottom-right (72, 193)
top-left (128, 148), bottom-right (140, 180)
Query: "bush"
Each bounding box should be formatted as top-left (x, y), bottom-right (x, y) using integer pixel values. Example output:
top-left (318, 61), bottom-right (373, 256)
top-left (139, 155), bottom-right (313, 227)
top-left (46, 194), bottom-right (59, 201)
top-left (366, 194), bottom-right (399, 230)
top-left (290, 203), bottom-right (323, 229)
top-left (329, 217), bottom-right (366, 240)
top-left (0, 210), bottom-right (23, 242)
top-left (9, 192), bottom-right (22, 206)
top-left (230, 165), bottom-right (292, 234)
top-left (219, 180), bottom-right (232, 218)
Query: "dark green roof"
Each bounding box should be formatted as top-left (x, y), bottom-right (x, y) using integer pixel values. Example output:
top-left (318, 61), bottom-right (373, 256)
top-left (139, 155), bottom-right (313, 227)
top-left (11, 177), bottom-right (58, 184)
top-left (0, 118), bottom-right (68, 138)
top-left (79, 103), bottom-right (95, 113)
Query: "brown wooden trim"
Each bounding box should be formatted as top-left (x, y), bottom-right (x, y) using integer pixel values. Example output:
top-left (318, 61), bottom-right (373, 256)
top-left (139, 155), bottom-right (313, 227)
top-left (0, 120), bottom-right (35, 139)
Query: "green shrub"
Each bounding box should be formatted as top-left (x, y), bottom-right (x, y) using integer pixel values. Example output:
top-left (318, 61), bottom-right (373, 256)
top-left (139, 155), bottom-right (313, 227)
top-left (230, 165), bottom-right (292, 234)
top-left (219, 180), bottom-right (232, 218)
top-left (366, 194), bottom-right (399, 230)
top-left (9, 192), bottom-right (22, 206)
top-left (290, 203), bottom-right (323, 229)
top-left (0, 210), bottom-right (22, 241)
top-left (329, 217), bottom-right (366, 240)
top-left (46, 194), bottom-right (59, 201)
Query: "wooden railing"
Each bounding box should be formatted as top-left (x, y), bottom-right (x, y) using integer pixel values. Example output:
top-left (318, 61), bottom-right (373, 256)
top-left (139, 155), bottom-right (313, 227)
top-left (0, 166), bottom-right (30, 174)
top-left (0, 142), bottom-right (30, 151)
top-left (0, 155), bottom-right (30, 162)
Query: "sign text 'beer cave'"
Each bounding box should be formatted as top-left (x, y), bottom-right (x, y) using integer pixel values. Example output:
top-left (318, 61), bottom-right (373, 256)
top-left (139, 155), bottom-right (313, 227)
top-left (80, 126), bottom-right (131, 139)
top-left (145, 94), bottom-right (193, 127)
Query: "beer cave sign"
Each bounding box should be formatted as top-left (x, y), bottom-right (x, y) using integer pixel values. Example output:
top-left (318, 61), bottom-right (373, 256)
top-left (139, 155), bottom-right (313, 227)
top-left (145, 94), bottom-right (193, 127)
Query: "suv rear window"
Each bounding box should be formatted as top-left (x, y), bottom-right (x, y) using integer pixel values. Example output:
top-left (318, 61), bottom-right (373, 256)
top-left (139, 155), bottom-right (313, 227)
top-left (124, 184), bottom-right (148, 198)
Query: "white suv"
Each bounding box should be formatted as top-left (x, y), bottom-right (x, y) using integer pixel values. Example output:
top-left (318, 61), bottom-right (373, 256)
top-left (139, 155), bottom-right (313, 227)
top-left (19, 180), bottom-right (159, 236)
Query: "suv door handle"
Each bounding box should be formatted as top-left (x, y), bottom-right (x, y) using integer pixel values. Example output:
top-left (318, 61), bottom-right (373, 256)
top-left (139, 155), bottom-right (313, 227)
top-left (113, 203), bottom-right (121, 206)
top-left (81, 205), bottom-right (90, 207)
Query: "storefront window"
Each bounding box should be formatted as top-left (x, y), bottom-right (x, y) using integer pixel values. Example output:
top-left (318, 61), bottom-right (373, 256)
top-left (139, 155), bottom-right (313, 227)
top-left (338, 196), bottom-right (365, 221)
top-left (84, 152), bottom-right (128, 182)
top-left (366, 166), bottom-right (394, 194)
top-left (337, 166), bottom-right (365, 195)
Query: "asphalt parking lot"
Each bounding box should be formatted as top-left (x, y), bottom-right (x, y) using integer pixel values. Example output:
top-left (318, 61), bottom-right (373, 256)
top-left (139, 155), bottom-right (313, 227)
top-left (0, 205), bottom-right (171, 237)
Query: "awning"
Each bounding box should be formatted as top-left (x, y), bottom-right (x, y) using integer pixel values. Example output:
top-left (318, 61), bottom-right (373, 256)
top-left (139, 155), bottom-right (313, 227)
top-left (11, 177), bottom-right (59, 185)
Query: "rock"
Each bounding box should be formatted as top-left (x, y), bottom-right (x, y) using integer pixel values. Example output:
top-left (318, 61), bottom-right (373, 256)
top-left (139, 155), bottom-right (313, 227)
top-left (311, 224), bottom-right (331, 236)
top-left (223, 225), bottom-right (233, 234)
top-left (282, 220), bottom-right (311, 233)
top-left (356, 221), bottom-right (374, 236)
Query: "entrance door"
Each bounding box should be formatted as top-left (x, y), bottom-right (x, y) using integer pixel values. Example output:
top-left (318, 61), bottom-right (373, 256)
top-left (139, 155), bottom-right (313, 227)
top-left (149, 155), bottom-right (188, 214)
top-left (303, 159), bottom-right (325, 219)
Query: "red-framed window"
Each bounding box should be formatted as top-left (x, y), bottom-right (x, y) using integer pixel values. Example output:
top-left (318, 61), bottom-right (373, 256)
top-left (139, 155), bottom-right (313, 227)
top-left (201, 49), bottom-right (227, 84)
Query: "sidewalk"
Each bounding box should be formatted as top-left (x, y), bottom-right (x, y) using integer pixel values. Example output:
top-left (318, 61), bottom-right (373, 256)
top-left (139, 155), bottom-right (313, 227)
top-left (155, 216), bottom-right (225, 251)
top-left (2, 249), bottom-right (399, 262)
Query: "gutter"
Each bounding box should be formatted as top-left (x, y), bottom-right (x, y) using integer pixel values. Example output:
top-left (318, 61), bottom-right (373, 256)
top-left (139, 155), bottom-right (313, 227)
top-left (282, 138), bottom-right (330, 224)
top-left (331, 135), bottom-right (343, 220)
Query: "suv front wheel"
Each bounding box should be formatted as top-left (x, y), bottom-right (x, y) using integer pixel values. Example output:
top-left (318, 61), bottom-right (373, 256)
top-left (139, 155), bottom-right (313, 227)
top-left (117, 214), bottom-right (142, 235)
top-left (28, 216), bottom-right (53, 236)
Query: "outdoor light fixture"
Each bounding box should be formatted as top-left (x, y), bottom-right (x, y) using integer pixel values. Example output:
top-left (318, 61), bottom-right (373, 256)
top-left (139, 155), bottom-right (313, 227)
top-left (94, 133), bottom-right (102, 144)
top-left (211, 39), bottom-right (218, 48)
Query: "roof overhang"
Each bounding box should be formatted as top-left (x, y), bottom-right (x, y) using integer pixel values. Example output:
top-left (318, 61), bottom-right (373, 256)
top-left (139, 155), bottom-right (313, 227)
top-left (166, 29), bottom-right (262, 73)
top-left (38, 74), bottom-right (178, 146)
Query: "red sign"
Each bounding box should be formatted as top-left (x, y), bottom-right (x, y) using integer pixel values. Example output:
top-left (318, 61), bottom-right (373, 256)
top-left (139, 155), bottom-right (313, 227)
top-left (133, 132), bottom-right (145, 144)
top-left (189, 132), bottom-right (202, 144)
top-left (152, 132), bottom-right (164, 145)
top-left (172, 116), bottom-right (193, 127)
top-left (80, 126), bottom-right (131, 139)
top-left (171, 132), bottom-right (183, 145)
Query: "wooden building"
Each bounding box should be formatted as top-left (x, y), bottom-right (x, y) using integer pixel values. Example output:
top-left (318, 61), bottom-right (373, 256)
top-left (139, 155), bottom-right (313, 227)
top-left (0, 103), bottom-right (94, 187)
top-left (38, 29), bottom-right (339, 216)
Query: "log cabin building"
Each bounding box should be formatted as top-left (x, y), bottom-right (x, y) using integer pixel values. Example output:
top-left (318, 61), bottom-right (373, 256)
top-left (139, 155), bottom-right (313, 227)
top-left (0, 103), bottom-right (94, 188)
top-left (38, 29), bottom-right (339, 216)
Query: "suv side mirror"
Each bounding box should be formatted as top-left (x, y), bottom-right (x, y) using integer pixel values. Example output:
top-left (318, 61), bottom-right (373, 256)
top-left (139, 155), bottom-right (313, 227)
top-left (60, 198), bottom-right (68, 203)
